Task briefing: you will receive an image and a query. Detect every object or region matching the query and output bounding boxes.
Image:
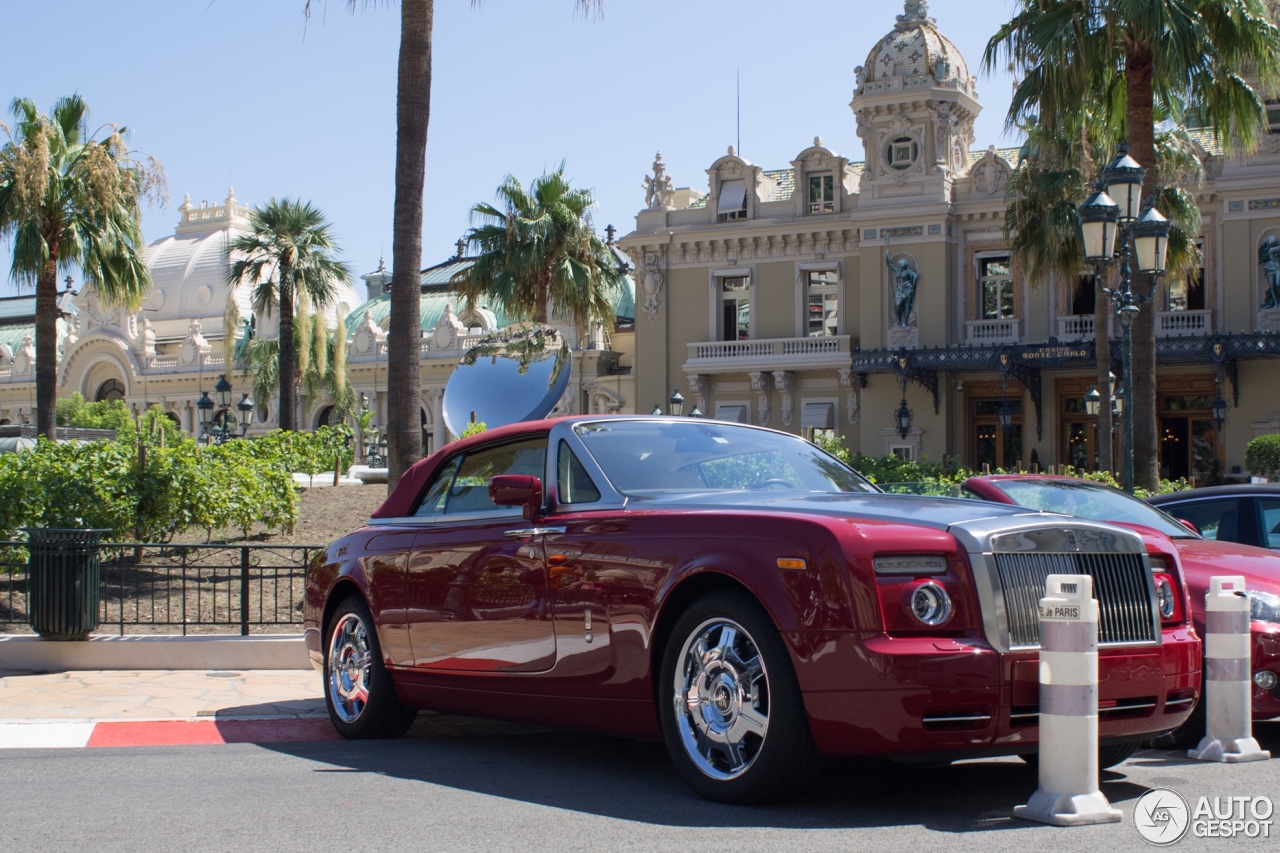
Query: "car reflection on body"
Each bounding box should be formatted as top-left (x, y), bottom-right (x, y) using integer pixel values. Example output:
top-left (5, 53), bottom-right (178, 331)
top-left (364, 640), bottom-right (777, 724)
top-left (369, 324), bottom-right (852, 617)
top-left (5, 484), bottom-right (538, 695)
top-left (964, 474), bottom-right (1280, 732)
top-left (305, 418), bottom-right (1200, 803)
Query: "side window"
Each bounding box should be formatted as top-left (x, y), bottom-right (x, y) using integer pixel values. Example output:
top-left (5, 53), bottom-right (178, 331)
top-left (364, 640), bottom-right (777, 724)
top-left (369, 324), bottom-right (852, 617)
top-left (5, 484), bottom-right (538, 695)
top-left (1257, 499), bottom-right (1280, 549)
top-left (413, 456), bottom-right (461, 517)
top-left (557, 440), bottom-right (601, 504)
top-left (445, 438), bottom-right (547, 515)
top-left (1170, 499), bottom-right (1239, 542)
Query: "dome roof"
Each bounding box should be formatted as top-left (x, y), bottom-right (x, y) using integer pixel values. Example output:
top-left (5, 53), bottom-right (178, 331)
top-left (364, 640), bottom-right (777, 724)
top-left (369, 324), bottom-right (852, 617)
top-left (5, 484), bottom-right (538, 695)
top-left (140, 191), bottom-right (362, 334)
top-left (861, 1), bottom-right (968, 90)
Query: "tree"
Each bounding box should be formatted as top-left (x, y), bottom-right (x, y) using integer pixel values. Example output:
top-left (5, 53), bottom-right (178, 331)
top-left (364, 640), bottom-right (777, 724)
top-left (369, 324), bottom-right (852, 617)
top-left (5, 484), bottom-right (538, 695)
top-left (0, 95), bottom-right (164, 439)
top-left (305, 0), bottom-right (605, 488)
top-left (226, 198), bottom-right (350, 431)
top-left (986, 0), bottom-right (1280, 491)
top-left (453, 166), bottom-right (622, 339)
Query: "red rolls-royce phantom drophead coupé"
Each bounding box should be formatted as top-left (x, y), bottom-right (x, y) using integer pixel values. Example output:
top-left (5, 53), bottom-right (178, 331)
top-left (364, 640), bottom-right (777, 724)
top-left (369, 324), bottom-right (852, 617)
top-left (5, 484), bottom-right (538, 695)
top-left (304, 417), bottom-right (1201, 803)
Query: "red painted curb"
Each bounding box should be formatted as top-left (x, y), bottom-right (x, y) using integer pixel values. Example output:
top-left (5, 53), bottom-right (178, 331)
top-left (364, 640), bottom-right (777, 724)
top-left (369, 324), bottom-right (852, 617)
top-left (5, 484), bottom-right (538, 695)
top-left (87, 719), bottom-right (341, 748)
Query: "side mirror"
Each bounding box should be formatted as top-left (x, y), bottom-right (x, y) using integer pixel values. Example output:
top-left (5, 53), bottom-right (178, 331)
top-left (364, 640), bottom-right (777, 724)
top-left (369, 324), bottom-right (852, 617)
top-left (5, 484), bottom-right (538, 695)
top-left (489, 475), bottom-right (543, 519)
top-left (1177, 518), bottom-right (1200, 535)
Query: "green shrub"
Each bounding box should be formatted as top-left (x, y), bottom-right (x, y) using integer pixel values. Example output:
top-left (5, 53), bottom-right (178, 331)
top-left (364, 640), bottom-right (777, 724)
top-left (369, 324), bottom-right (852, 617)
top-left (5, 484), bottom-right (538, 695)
top-left (1246, 433), bottom-right (1280, 480)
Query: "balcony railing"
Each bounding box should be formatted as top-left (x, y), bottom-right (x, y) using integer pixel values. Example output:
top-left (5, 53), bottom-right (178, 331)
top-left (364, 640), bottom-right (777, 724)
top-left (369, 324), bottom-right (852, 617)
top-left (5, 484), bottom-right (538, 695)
top-left (683, 335), bottom-right (852, 373)
top-left (1157, 309), bottom-right (1211, 336)
top-left (1057, 315), bottom-right (1095, 341)
top-left (965, 319), bottom-right (1020, 345)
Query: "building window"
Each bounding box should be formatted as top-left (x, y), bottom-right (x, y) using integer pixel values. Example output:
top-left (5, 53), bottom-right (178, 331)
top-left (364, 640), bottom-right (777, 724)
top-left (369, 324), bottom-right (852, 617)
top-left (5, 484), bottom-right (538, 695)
top-left (720, 276), bottom-right (750, 341)
top-left (1268, 99), bottom-right (1280, 134)
top-left (808, 174), bottom-right (834, 214)
top-left (95, 379), bottom-right (126, 402)
top-left (1072, 274), bottom-right (1097, 316)
top-left (805, 270), bottom-right (839, 337)
top-left (886, 136), bottom-right (918, 170)
top-left (1167, 238), bottom-right (1205, 311)
top-left (717, 179), bottom-right (748, 222)
top-left (979, 256), bottom-right (1015, 319)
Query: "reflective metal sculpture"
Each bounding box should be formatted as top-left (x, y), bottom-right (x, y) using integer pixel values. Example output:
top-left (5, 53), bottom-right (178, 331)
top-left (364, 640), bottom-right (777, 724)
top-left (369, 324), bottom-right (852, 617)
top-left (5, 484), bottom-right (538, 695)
top-left (443, 326), bottom-right (572, 435)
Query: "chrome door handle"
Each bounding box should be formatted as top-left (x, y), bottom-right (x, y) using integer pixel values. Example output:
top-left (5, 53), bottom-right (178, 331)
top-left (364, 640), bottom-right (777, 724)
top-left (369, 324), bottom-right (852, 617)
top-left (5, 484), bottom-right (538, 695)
top-left (504, 527), bottom-right (567, 537)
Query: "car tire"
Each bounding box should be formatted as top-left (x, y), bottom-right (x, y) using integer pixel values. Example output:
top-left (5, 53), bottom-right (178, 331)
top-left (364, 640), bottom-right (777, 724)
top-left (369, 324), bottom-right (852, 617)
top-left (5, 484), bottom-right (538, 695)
top-left (324, 595), bottom-right (416, 739)
top-left (658, 589), bottom-right (821, 804)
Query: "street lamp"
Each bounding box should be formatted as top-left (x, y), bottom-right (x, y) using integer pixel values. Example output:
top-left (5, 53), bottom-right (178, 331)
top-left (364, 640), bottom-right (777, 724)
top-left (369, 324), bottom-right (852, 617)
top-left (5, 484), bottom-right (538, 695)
top-left (1211, 394), bottom-right (1228, 429)
top-left (1084, 386), bottom-right (1102, 417)
top-left (198, 374), bottom-right (249, 445)
top-left (650, 404), bottom-right (662, 416)
top-left (688, 405), bottom-right (703, 418)
top-left (668, 390), bottom-right (685, 417)
top-left (1078, 143), bottom-right (1168, 493)
top-left (895, 397), bottom-right (913, 440)
top-left (997, 402), bottom-right (1014, 433)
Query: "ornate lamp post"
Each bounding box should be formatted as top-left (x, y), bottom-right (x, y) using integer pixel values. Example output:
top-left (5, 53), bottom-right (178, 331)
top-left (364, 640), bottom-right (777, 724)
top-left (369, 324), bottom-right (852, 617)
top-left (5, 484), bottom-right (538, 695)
top-left (197, 374), bottom-right (250, 445)
top-left (1078, 144), bottom-right (1170, 493)
top-left (668, 390), bottom-right (685, 417)
top-left (895, 397), bottom-right (913, 440)
top-left (650, 404), bottom-right (663, 416)
top-left (1211, 394), bottom-right (1228, 429)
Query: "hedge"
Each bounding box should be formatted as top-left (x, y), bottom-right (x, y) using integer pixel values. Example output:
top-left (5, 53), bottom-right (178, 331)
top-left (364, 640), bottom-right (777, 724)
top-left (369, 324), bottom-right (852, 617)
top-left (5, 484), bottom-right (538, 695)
top-left (1246, 433), bottom-right (1280, 480)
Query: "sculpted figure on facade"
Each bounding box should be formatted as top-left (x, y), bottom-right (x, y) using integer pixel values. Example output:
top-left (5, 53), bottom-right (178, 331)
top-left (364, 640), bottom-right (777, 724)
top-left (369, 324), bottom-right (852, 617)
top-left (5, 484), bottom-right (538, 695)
top-left (971, 145), bottom-right (1011, 195)
top-left (643, 153), bottom-right (675, 211)
top-left (642, 251), bottom-right (664, 323)
top-left (1261, 235), bottom-right (1280, 309)
top-left (886, 252), bottom-right (919, 327)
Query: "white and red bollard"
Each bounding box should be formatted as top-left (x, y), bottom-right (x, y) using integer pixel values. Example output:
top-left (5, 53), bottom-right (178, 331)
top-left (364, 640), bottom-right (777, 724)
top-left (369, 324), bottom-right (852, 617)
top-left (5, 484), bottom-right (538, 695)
top-left (1014, 574), bottom-right (1123, 826)
top-left (1188, 575), bottom-right (1270, 763)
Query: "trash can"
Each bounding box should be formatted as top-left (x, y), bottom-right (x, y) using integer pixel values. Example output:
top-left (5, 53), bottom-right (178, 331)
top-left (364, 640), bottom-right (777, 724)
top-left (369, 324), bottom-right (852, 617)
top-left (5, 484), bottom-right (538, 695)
top-left (24, 528), bottom-right (110, 641)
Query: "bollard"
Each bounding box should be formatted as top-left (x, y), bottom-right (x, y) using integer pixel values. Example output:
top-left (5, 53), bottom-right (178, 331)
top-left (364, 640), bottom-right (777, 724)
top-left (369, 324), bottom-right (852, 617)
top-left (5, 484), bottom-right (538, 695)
top-left (1188, 575), bottom-right (1270, 763)
top-left (1014, 574), bottom-right (1122, 826)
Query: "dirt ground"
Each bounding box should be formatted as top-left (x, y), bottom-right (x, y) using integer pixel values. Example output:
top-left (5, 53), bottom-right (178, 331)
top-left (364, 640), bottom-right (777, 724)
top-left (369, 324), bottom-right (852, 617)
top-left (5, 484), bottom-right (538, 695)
top-left (172, 484), bottom-right (389, 547)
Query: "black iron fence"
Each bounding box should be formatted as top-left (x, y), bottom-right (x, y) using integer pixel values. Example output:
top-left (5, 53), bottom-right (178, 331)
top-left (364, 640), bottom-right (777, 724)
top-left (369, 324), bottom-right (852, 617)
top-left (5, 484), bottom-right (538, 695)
top-left (0, 542), bottom-right (322, 635)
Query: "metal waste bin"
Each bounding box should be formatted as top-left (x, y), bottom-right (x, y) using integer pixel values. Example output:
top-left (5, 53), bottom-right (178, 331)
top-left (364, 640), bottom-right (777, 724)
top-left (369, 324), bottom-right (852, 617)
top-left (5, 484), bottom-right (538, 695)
top-left (24, 528), bottom-right (109, 640)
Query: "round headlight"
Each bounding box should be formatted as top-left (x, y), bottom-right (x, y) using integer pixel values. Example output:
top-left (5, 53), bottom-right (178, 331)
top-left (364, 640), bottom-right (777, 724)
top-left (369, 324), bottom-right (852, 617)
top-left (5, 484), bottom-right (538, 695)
top-left (1155, 578), bottom-right (1175, 620)
top-left (1255, 671), bottom-right (1279, 692)
top-left (909, 582), bottom-right (953, 627)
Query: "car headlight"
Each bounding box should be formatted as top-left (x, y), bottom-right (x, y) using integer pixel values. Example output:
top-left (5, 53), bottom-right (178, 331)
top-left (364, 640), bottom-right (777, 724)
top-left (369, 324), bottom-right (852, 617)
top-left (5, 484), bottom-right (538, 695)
top-left (1249, 590), bottom-right (1280, 624)
top-left (909, 582), bottom-right (953, 626)
top-left (1156, 578), bottom-right (1176, 620)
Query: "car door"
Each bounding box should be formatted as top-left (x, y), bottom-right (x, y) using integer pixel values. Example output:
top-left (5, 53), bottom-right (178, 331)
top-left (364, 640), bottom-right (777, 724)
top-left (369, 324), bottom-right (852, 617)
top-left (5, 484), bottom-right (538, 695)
top-left (1161, 498), bottom-right (1247, 544)
top-left (405, 437), bottom-right (556, 672)
top-left (1256, 497), bottom-right (1280, 550)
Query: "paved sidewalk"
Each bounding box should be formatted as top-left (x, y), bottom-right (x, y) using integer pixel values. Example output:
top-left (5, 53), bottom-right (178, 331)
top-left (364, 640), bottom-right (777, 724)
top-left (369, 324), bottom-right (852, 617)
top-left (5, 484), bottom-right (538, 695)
top-left (0, 669), bottom-right (326, 721)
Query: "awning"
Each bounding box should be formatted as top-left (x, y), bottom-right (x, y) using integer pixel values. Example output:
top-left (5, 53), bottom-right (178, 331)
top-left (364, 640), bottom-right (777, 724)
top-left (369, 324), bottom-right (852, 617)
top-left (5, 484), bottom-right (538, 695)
top-left (717, 180), bottom-right (747, 213)
top-left (801, 402), bottom-right (835, 430)
top-left (714, 404), bottom-right (748, 424)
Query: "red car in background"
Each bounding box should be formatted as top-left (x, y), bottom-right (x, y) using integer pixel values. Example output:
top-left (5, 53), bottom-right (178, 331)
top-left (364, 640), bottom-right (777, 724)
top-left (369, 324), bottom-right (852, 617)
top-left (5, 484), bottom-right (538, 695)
top-left (964, 474), bottom-right (1280, 730)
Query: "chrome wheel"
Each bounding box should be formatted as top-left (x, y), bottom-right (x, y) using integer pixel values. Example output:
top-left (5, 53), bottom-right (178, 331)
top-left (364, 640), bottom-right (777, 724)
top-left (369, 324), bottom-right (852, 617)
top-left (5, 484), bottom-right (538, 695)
top-left (327, 612), bottom-right (373, 724)
top-left (672, 618), bottom-right (770, 780)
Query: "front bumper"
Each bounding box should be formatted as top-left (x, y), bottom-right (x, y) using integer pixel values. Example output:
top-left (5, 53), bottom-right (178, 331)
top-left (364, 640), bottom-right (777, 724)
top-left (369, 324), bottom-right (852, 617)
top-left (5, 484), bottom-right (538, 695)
top-left (789, 627), bottom-right (1201, 757)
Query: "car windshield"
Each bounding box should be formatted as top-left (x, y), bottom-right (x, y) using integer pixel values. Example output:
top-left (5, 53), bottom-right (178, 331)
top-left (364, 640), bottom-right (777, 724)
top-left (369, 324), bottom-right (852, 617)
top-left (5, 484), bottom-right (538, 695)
top-left (985, 479), bottom-right (1197, 538)
top-left (573, 419), bottom-right (877, 496)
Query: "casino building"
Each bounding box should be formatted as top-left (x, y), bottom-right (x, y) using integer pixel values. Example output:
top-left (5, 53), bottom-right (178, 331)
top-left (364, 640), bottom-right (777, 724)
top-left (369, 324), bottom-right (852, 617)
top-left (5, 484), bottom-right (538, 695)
top-left (619, 0), bottom-right (1280, 484)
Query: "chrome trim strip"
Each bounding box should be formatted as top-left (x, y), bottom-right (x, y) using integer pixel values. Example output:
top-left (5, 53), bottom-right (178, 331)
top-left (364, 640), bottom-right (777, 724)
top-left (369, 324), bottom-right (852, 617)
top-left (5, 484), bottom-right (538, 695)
top-left (505, 527), bottom-right (567, 538)
top-left (922, 714), bottom-right (993, 723)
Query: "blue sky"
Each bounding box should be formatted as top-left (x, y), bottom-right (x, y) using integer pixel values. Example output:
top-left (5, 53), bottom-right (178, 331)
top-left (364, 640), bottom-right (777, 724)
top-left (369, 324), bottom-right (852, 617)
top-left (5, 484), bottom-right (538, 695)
top-left (0, 0), bottom-right (1021, 298)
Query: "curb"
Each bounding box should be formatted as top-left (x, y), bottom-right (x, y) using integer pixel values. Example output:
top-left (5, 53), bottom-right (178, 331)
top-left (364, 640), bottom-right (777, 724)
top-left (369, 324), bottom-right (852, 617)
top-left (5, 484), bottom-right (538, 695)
top-left (0, 634), bottom-right (311, 671)
top-left (0, 717), bottom-right (338, 749)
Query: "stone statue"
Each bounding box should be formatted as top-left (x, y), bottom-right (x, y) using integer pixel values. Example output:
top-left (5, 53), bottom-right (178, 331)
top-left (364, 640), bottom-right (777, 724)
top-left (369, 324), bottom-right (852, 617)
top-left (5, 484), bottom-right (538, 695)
top-left (1261, 235), bottom-right (1280, 309)
top-left (643, 152), bottom-right (675, 211)
top-left (886, 252), bottom-right (919, 327)
top-left (854, 65), bottom-right (865, 89)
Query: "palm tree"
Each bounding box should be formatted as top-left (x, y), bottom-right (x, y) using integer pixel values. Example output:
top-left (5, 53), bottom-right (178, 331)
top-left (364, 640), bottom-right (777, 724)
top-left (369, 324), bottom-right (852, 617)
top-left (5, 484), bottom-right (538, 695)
top-left (453, 166), bottom-right (622, 339)
top-left (226, 198), bottom-right (350, 431)
top-left (306, 0), bottom-right (605, 487)
top-left (0, 95), bottom-right (164, 439)
top-left (986, 0), bottom-right (1280, 491)
top-left (237, 306), bottom-right (355, 432)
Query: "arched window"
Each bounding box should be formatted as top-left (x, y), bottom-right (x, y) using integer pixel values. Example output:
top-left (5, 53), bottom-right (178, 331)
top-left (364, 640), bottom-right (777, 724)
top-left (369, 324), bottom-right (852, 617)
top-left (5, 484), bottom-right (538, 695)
top-left (317, 405), bottom-right (336, 428)
top-left (95, 379), bottom-right (126, 402)
top-left (163, 412), bottom-right (181, 430)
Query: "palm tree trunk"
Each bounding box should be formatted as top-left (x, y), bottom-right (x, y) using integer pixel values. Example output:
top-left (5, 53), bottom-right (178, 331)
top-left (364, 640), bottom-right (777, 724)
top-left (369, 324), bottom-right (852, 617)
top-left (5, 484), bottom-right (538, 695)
top-left (278, 281), bottom-right (297, 432)
top-left (34, 252), bottom-right (59, 440)
top-left (535, 276), bottom-right (548, 324)
top-left (1095, 281), bottom-right (1113, 474)
top-left (386, 0), bottom-right (432, 488)
top-left (1126, 44), bottom-right (1159, 492)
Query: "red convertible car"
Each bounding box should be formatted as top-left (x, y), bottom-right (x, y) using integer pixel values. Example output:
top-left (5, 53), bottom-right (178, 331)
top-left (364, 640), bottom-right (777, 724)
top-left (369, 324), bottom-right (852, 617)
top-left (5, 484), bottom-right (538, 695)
top-left (305, 418), bottom-right (1200, 803)
top-left (963, 475), bottom-right (1280, 729)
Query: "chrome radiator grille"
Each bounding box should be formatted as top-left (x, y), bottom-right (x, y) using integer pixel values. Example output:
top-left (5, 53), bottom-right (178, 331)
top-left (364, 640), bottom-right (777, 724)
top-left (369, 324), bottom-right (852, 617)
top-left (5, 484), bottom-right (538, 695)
top-left (994, 551), bottom-right (1157, 647)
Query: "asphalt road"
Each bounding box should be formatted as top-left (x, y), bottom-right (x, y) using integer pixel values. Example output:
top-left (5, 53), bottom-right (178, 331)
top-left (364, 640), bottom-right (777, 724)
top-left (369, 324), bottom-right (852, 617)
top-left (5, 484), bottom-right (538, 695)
top-left (2, 720), bottom-right (1278, 853)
